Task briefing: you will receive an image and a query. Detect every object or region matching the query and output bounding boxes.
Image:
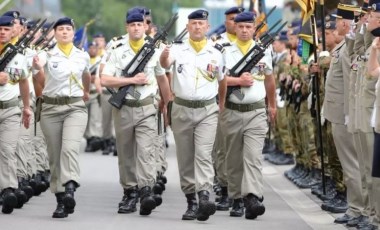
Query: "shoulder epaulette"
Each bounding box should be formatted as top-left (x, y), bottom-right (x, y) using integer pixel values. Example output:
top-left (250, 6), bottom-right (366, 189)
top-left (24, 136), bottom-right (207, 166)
top-left (211, 34), bottom-right (222, 42)
top-left (112, 35), bottom-right (124, 42)
top-left (173, 40), bottom-right (183, 44)
top-left (112, 43), bottom-right (123, 50)
top-left (221, 42), bottom-right (231, 47)
top-left (213, 43), bottom-right (224, 53)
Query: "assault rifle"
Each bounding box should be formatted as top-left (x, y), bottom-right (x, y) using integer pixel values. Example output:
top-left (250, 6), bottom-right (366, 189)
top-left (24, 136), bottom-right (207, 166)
top-left (107, 13), bottom-right (178, 109)
top-left (252, 6), bottom-right (277, 38)
top-left (226, 20), bottom-right (287, 100)
top-left (172, 28), bottom-right (188, 44)
top-left (33, 21), bottom-right (56, 49)
top-left (0, 19), bottom-right (46, 71)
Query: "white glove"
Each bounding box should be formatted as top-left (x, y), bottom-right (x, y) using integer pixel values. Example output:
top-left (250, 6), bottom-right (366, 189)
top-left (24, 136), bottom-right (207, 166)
top-left (345, 115), bottom-right (349, 126)
top-left (320, 105), bottom-right (325, 126)
top-left (318, 51), bottom-right (330, 58)
top-left (276, 88), bottom-right (285, 108)
top-left (307, 93), bottom-right (312, 110)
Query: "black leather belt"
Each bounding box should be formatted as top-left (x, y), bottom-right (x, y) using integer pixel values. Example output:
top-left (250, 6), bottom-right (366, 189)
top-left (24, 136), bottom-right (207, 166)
top-left (174, 97), bottom-right (215, 108)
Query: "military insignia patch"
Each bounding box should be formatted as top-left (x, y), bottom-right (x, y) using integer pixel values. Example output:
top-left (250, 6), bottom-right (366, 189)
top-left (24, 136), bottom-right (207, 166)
top-left (53, 62), bottom-right (58, 68)
top-left (177, 64), bottom-right (183, 73)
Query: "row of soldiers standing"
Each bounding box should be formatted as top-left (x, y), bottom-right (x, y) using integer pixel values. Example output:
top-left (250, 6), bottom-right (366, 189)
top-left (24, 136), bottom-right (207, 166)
top-left (263, 1), bottom-right (380, 229)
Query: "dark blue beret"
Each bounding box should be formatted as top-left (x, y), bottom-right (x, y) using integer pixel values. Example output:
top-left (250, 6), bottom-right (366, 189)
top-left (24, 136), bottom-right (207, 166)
top-left (0, 16), bottom-right (14, 27)
top-left (234, 12), bottom-right (255, 23)
top-left (2, 11), bottom-right (20, 19)
top-left (372, 3), bottom-right (380, 12)
top-left (288, 19), bottom-right (301, 29)
top-left (127, 13), bottom-right (144, 24)
top-left (27, 20), bottom-right (37, 29)
top-left (225, 6), bottom-right (245, 15)
top-left (88, 41), bottom-right (98, 47)
top-left (188, 10), bottom-right (209, 20)
top-left (276, 30), bottom-right (288, 42)
top-left (325, 21), bottom-right (336, 30)
top-left (19, 16), bottom-right (27, 25)
top-left (93, 33), bottom-right (104, 38)
top-left (290, 27), bottom-right (300, 36)
top-left (54, 17), bottom-right (75, 29)
top-left (42, 22), bottom-right (53, 31)
top-left (127, 7), bottom-right (146, 17)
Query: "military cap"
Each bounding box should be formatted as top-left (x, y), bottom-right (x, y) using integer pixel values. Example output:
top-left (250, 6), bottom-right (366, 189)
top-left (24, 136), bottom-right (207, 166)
top-left (2, 10), bottom-right (20, 19)
top-left (19, 16), bottom-right (27, 25)
top-left (88, 41), bottom-right (98, 47)
top-left (143, 7), bottom-right (152, 16)
top-left (93, 33), bottom-right (104, 38)
top-left (325, 21), bottom-right (336, 30)
top-left (316, 20), bottom-right (322, 28)
top-left (288, 19), bottom-right (302, 29)
top-left (42, 22), bottom-right (53, 32)
top-left (126, 13), bottom-right (144, 24)
top-left (225, 6), bottom-right (245, 15)
top-left (0, 16), bottom-right (14, 27)
top-left (127, 7), bottom-right (146, 17)
top-left (234, 11), bottom-right (255, 23)
top-left (27, 20), bottom-right (37, 29)
top-left (289, 27), bottom-right (300, 36)
top-left (331, 3), bottom-right (360, 20)
top-left (188, 9), bottom-right (209, 20)
top-left (371, 1), bottom-right (380, 12)
top-left (276, 30), bottom-right (288, 42)
top-left (53, 17), bottom-right (75, 29)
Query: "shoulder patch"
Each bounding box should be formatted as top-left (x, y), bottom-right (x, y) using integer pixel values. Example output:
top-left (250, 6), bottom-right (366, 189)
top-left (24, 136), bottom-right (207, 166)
top-left (213, 43), bottom-right (224, 53)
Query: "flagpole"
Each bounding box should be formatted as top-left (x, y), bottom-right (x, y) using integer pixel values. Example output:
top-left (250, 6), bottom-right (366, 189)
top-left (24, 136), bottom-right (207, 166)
top-left (319, 0), bottom-right (326, 51)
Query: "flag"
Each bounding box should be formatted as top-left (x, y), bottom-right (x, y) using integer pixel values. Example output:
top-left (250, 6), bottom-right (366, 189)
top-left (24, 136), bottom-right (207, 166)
top-left (73, 19), bottom-right (96, 51)
top-left (249, 0), bottom-right (268, 37)
top-left (296, 0), bottom-right (315, 25)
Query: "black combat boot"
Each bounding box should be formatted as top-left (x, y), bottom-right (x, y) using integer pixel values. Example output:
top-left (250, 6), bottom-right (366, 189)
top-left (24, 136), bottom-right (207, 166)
top-left (1, 188), bottom-right (18, 214)
top-left (42, 170), bottom-right (51, 190)
top-left (216, 186), bottom-right (229, 211)
top-left (18, 177), bottom-right (34, 202)
top-left (102, 139), bottom-right (112, 155)
top-left (284, 164), bottom-right (301, 180)
top-left (182, 193), bottom-right (198, 220)
top-left (196, 190), bottom-right (216, 221)
top-left (52, 192), bottom-right (68, 218)
top-left (139, 186), bottom-right (156, 216)
top-left (230, 198), bottom-right (244, 217)
top-left (30, 172), bottom-right (47, 196)
top-left (321, 191), bottom-right (347, 213)
top-left (62, 181), bottom-right (78, 214)
top-left (14, 188), bottom-right (27, 209)
top-left (244, 193), bottom-right (265, 220)
top-left (118, 186), bottom-right (138, 213)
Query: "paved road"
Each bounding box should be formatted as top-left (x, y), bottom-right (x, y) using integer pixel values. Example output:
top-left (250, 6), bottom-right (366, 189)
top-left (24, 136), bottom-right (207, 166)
top-left (0, 131), bottom-right (346, 230)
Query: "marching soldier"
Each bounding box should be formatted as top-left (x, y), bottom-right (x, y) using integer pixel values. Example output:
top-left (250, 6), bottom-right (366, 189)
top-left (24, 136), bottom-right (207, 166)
top-left (221, 11), bottom-right (276, 219)
top-left (213, 6), bottom-right (244, 211)
top-left (32, 17), bottom-right (91, 218)
top-left (160, 9), bottom-right (226, 221)
top-left (101, 10), bottom-right (171, 216)
top-left (0, 15), bottom-right (32, 214)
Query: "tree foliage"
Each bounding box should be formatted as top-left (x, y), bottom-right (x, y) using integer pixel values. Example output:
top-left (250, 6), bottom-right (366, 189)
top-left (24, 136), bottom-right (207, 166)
top-left (61, 0), bottom-right (202, 41)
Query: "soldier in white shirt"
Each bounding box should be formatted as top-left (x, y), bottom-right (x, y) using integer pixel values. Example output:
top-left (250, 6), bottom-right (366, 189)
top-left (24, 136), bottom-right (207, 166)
top-left (101, 11), bottom-right (171, 216)
top-left (160, 9), bottom-right (227, 221)
top-left (221, 11), bottom-right (276, 220)
top-left (32, 17), bottom-right (91, 218)
top-left (212, 6), bottom-right (244, 212)
top-left (0, 15), bottom-right (32, 215)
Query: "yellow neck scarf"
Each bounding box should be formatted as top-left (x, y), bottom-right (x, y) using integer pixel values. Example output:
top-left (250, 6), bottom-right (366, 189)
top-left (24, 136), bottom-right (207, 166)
top-left (90, 57), bottom-right (97, 65)
top-left (57, 42), bottom-right (74, 57)
top-left (236, 39), bottom-right (253, 55)
top-left (0, 37), bottom-right (19, 53)
top-left (226, 32), bottom-right (237, 43)
top-left (97, 49), bottom-right (105, 57)
top-left (189, 38), bottom-right (207, 53)
top-left (129, 38), bottom-right (144, 54)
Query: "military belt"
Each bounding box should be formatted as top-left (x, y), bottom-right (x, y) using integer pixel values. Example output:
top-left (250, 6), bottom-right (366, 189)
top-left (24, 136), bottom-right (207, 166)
top-left (43, 96), bottom-right (83, 105)
top-left (225, 99), bottom-right (266, 112)
top-left (0, 98), bottom-right (19, 109)
top-left (174, 97), bottom-right (216, 108)
top-left (123, 96), bottom-right (153, 107)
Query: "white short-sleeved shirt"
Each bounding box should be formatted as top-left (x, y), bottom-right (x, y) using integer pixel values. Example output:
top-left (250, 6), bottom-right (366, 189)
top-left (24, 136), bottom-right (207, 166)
top-left (0, 52), bottom-right (29, 101)
top-left (372, 80), bottom-right (379, 128)
top-left (101, 34), bottom-right (128, 65)
top-left (37, 45), bottom-right (90, 97)
top-left (167, 39), bottom-right (224, 100)
top-left (223, 41), bottom-right (273, 104)
top-left (102, 36), bottom-right (165, 100)
top-left (25, 47), bottom-right (37, 95)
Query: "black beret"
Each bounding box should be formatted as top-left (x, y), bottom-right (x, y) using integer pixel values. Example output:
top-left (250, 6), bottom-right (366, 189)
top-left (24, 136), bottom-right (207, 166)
top-left (126, 13), bottom-right (144, 24)
top-left (188, 10), bottom-right (209, 20)
top-left (93, 33), bottom-right (104, 38)
top-left (371, 3), bottom-right (380, 12)
top-left (325, 21), bottom-right (336, 30)
top-left (19, 16), bottom-right (27, 25)
top-left (54, 17), bottom-right (75, 29)
top-left (225, 6), bottom-right (245, 15)
top-left (88, 41), bottom-right (98, 47)
top-left (234, 12), bottom-right (255, 23)
top-left (275, 30), bottom-right (288, 42)
top-left (2, 11), bottom-right (20, 19)
top-left (0, 16), bottom-right (14, 27)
